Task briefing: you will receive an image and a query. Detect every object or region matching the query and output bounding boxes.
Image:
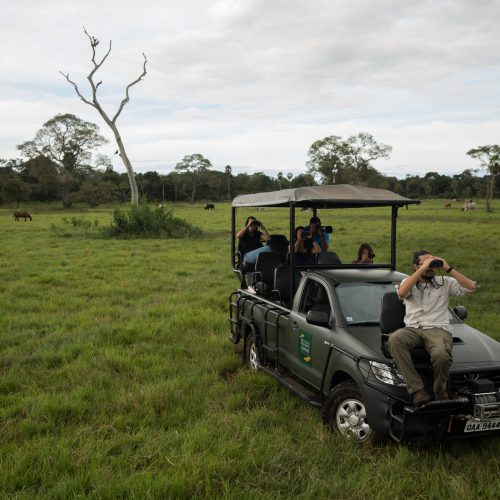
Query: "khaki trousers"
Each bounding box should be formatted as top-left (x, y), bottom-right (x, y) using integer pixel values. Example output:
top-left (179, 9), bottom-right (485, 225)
top-left (388, 326), bottom-right (453, 396)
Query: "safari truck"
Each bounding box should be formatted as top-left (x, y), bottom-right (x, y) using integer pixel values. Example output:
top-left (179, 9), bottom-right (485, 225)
top-left (228, 185), bottom-right (500, 445)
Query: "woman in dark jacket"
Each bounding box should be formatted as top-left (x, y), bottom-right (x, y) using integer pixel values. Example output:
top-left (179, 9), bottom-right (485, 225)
top-left (237, 216), bottom-right (271, 264)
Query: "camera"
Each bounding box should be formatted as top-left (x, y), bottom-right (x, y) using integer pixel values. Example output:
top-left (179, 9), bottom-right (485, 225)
top-left (302, 230), bottom-right (312, 238)
top-left (368, 251), bottom-right (375, 259)
top-left (253, 220), bottom-right (262, 227)
top-left (429, 259), bottom-right (443, 268)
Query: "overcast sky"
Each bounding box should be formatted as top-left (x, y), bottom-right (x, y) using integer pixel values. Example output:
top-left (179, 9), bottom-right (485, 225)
top-left (1, 0), bottom-right (499, 179)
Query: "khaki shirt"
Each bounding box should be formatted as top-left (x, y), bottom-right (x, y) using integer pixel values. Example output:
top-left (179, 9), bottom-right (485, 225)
top-left (396, 276), bottom-right (475, 333)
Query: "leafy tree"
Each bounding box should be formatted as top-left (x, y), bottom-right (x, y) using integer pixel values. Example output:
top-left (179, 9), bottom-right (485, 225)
top-left (423, 172), bottom-right (451, 198)
top-left (20, 155), bottom-right (60, 201)
top-left (290, 172), bottom-right (317, 188)
top-left (346, 132), bottom-right (392, 170)
top-left (0, 159), bottom-right (26, 206)
top-left (306, 135), bottom-right (349, 184)
top-left (17, 113), bottom-right (107, 207)
top-left (74, 177), bottom-right (121, 207)
top-left (467, 145), bottom-right (500, 211)
top-left (175, 154), bottom-right (213, 203)
top-left (61, 28), bottom-right (147, 206)
top-left (306, 132), bottom-right (392, 185)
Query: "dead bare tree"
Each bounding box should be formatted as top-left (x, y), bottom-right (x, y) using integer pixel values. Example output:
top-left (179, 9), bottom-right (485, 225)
top-left (61, 27), bottom-right (147, 205)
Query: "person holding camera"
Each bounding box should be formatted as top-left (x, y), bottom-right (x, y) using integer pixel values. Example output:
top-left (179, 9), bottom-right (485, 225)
top-left (352, 243), bottom-right (375, 264)
top-left (237, 216), bottom-right (271, 264)
top-left (293, 226), bottom-right (322, 266)
top-left (307, 216), bottom-right (329, 252)
top-left (388, 250), bottom-right (476, 406)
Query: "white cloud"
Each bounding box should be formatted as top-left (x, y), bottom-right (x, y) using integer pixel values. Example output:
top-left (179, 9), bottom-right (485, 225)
top-left (1, 0), bottom-right (500, 178)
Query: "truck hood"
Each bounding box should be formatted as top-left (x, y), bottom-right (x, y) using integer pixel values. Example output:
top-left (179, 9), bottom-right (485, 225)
top-left (340, 325), bottom-right (385, 359)
top-left (450, 324), bottom-right (500, 364)
top-left (343, 323), bottom-right (500, 363)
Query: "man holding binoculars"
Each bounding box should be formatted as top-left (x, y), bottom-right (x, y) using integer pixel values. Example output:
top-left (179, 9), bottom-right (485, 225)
top-left (388, 250), bottom-right (476, 406)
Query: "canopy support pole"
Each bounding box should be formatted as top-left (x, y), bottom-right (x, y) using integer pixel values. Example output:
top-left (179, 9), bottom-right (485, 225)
top-left (391, 206), bottom-right (399, 270)
top-left (289, 202), bottom-right (296, 300)
top-left (231, 206), bottom-right (236, 269)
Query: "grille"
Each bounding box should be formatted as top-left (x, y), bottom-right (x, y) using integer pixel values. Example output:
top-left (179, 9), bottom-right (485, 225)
top-left (450, 370), bottom-right (500, 391)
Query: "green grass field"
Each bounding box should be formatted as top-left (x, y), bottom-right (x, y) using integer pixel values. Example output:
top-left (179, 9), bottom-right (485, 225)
top-left (0, 199), bottom-right (499, 498)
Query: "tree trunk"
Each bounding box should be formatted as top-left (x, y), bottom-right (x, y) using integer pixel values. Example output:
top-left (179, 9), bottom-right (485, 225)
top-left (63, 186), bottom-right (72, 208)
top-left (106, 120), bottom-right (139, 206)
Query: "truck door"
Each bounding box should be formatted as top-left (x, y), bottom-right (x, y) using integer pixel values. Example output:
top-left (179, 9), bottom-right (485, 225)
top-left (287, 278), bottom-right (334, 390)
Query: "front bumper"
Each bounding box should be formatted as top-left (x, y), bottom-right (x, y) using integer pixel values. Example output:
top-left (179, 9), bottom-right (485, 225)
top-left (360, 377), bottom-right (500, 445)
top-left (387, 397), bottom-right (500, 444)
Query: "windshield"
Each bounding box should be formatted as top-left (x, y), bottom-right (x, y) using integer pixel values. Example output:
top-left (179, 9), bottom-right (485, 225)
top-left (336, 282), bottom-right (458, 326)
top-left (336, 282), bottom-right (396, 325)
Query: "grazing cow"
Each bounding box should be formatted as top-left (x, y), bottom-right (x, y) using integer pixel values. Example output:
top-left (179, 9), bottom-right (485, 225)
top-left (204, 203), bottom-right (215, 210)
top-left (13, 211), bottom-right (32, 221)
top-left (461, 202), bottom-right (476, 212)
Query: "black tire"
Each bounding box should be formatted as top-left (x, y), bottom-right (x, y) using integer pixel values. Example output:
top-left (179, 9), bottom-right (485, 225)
top-left (322, 381), bottom-right (379, 443)
top-left (244, 333), bottom-right (260, 371)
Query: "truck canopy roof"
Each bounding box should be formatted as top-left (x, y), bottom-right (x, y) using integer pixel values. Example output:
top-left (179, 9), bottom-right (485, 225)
top-left (232, 184), bottom-right (420, 209)
top-left (313, 268), bottom-right (409, 284)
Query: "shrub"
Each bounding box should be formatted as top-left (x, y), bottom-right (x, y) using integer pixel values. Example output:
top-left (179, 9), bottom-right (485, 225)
top-left (105, 204), bottom-right (200, 238)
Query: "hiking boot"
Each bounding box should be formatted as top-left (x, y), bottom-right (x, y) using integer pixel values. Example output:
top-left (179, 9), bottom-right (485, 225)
top-left (413, 389), bottom-right (431, 406)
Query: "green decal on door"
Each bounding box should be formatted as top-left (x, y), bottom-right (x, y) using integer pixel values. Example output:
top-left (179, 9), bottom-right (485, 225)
top-left (298, 331), bottom-right (312, 366)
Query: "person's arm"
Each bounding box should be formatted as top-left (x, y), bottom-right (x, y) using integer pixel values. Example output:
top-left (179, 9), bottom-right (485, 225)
top-left (311, 241), bottom-right (322, 254)
top-left (294, 229), bottom-right (304, 253)
top-left (448, 269), bottom-right (476, 291)
top-left (434, 256), bottom-right (476, 291)
top-left (397, 255), bottom-right (434, 298)
top-left (237, 219), bottom-right (253, 239)
top-left (259, 223), bottom-right (271, 242)
top-left (320, 231), bottom-right (328, 251)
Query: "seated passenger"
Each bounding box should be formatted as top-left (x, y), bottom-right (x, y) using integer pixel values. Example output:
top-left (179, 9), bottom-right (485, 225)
top-left (293, 226), bottom-right (322, 266)
top-left (352, 243), bottom-right (375, 264)
top-left (237, 216), bottom-right (272, 264)
top-left (306, 216), bottom-right (329, 252)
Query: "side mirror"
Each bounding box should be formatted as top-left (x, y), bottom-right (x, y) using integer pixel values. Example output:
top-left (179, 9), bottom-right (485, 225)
top-left (306, 309), bottom-right (333, 328)
top-left (453, 306), bottom-right (468, 321)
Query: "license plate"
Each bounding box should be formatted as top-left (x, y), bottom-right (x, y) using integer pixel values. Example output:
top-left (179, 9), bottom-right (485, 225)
top-left (464, 418), bottom-right (500, 433)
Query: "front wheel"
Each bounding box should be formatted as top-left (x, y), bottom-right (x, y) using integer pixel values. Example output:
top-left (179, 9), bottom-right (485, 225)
top-left (323, 381), bottom-right (378, 443)
top-left (244, 333), bottom-right (260, 371)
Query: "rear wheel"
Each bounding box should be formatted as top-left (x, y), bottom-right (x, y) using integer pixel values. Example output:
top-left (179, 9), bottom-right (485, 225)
top-left (323, 381), bottom-right (378, 443)
top-left (245, 333), bottom-right (260, 371)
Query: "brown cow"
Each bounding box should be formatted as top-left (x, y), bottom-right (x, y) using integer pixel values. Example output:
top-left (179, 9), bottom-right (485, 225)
top-left (13, 211), bottom-right (32, 221)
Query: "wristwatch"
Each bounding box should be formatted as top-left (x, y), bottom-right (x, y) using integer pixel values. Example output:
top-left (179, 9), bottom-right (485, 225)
top-left (446, 266), bottom-right (454, 273)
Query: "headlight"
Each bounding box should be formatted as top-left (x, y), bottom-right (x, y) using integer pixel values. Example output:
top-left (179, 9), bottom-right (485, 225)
top-left (369, 361), bottom-right (406, 387)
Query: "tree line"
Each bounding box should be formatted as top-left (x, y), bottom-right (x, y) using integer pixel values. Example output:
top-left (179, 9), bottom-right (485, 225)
top-left (1, 114), bottom-right (498, 208)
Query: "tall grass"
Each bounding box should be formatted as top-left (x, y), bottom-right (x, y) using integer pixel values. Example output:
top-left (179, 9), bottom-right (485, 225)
top-left (0, 200), bottom-right (499, 498)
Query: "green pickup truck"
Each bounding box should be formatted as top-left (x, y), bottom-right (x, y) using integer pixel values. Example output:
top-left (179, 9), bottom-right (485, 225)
top-left (228, 185), bottom-right (500, 445)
